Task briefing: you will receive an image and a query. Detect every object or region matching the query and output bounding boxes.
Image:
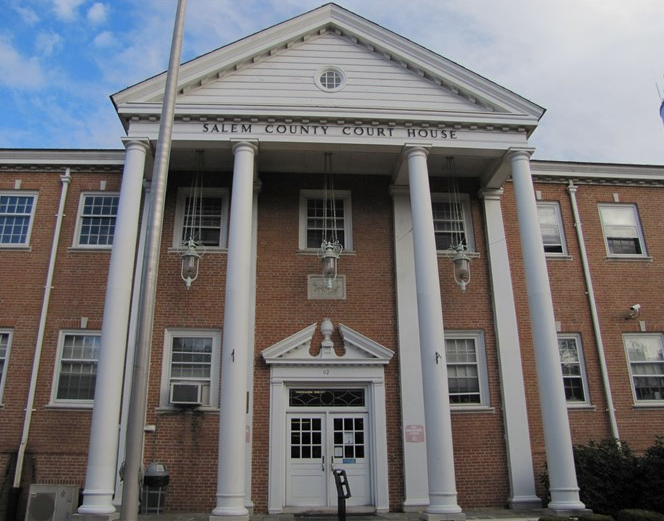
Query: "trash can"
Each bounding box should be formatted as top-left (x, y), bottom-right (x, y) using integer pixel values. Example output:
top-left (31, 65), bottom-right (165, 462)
top-left (141, 462), bottom-right (170, 514)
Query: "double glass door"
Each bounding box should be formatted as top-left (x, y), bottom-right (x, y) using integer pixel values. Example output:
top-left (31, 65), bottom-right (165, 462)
top-left (286, 411), bottom-right (370, 508)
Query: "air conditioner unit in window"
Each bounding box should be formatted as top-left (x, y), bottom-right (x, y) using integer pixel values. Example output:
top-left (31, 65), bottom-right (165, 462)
top-left (25, 484), bottom-right (79, 521)
top-left (170, 382), bottom-right (203, 405)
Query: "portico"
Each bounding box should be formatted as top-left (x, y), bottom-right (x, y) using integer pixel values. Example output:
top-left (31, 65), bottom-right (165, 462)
top-left (78, 3), bottom-right (585, 519)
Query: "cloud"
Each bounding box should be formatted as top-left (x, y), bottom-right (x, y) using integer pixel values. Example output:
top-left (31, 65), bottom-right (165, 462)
top-left (87, 2), bottom-right (109, 24)
top-left (13, 5), bottom-right (40, 25)
top-left (93, 30), bottom-right (116, 49)
top-left (35, 31), bottom-right (63, 57)
top-left (0, 36), bottom-right (44, 89)
top-left (51, 0), bottom-right (85, 21)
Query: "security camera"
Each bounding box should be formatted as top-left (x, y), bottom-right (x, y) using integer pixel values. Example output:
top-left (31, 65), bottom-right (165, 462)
top-left (626, 304), bottom-right (641, 319)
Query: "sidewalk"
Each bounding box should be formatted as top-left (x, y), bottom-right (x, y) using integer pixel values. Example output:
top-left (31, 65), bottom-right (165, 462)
top-left (137, 509), bottom-right (546, 521)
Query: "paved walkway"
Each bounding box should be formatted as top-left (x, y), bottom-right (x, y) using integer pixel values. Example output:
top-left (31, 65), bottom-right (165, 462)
top-left (137, 509), bottom-right (547, 521)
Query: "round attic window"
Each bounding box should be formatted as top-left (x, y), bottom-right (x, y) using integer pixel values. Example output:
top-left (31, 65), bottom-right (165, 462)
top-left (315, 67), bottom-right (346, 92)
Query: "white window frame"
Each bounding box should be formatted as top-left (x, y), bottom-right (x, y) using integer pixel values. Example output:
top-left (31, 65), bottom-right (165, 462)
top-left (74, 192), bottom-right (120, 248)
top-left (537, 202), bottom-right (568, 256)
top-left (172, 187), bottom-right (229, 249)
top-left (431, 193), bottom-right (475, 252)
top-left (160, 329), bottom-right (222, 410)
top-left (298, 189), bottom-right (353, 251)
top-left (624, 333), bottom-right (664, 405)
top-left (51, 330), bottom-right (101, 407)
top-left (444, 330), bottom-right (489, 409)
top-left (0, 191), bottom-right (38, 248)
top-left (598, 204), bottom-right (646, 257)
top-left (557, 334), bottom-right (591, 407)
top-left (0, 329), bottom-right (13, 405)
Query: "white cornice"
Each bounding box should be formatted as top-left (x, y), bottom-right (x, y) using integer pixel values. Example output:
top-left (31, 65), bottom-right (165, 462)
top-left (0, 149), bottom-right (125, 166)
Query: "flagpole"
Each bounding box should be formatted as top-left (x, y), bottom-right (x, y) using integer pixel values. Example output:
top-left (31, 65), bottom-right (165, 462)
top-left (120, 0), bottom-right (187, 518)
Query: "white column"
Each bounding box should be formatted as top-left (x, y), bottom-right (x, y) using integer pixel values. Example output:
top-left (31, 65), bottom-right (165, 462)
top-left (391, 186), bottom-right (429, 510)
top-left (211, 141), bottom-right (257, 521)
top-left (78, 138), bottom-right (149, 518)
top-left (480, 189), bottom-right (541, 510)
top-left (509, 149), bottom-right (585, 512)
top-left (405, 147), bottom-right (462, 517)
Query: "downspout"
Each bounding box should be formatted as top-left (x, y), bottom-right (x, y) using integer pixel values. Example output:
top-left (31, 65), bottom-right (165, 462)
top-left (10, 169), bottom-right (71, 509)
top-left (567, 180), bottom-right (620, 439)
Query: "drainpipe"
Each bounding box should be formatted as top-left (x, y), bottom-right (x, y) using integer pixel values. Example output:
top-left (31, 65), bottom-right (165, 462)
top-left (8, 169), bottom-right (71, 519)
top-left (567, 180), bottom-right (620, 439)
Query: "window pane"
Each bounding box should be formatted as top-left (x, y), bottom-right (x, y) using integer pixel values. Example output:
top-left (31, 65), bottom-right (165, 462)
top-left (433, 201), bottom-right (466, 251)
top-left (626, 335), bottom-right (664, 401)
top-left (0, 195), bottom-right (35, 245)
top-left (557, 336), bottom-right (587, 403)
top-left (182, 196), bottom-right (223, 246)
top-left (600, 205), bottom-right (644, 255)
top-left (57, 334), bottom-right (100, 401)
top-left (306, 198), bottom-right (345, 248)
top-left (446, 337), bottom-right (481, 404)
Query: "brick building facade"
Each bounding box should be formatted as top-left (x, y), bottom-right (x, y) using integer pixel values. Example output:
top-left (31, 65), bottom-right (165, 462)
top-left (1, 4), bottom-right (663, 520)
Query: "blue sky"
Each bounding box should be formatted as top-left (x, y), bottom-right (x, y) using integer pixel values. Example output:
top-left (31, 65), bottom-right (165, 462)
top-left (2, 0), bottom-right (664, 164)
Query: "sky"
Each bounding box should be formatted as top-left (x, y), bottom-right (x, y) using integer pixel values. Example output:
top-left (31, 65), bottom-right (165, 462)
top-left (1, 0), bottom-right (664, 165)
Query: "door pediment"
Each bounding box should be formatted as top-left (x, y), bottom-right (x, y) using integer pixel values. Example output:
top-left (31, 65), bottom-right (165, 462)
top-left (262, 321), bottom-right (393, 366)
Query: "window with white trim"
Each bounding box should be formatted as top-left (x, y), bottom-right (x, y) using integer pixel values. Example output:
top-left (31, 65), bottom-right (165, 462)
top-left (53, 331), bottom-right (101, 405)
top-left (558, 334), bottom-right (590, 405)
top-left (0, 330), bottom-right (12, 404)
top-left (445, 331), bottom-right (488, 407)
top-left (598, 204), bottom-right (646, 256)
top-left (0, 192), bottom-right (37, 247)
top-left (160, 329), bottom-right (221, 409)
top-left (538, 202), bottom-right (567, 255)
top-left (431, 194), bottom-right (474, 252)
top-left (75, 193), bottom-right (120, 247)
top-left (299, 190), bottom-right (352, 250)
top-left (173, 188), bottom-right (229, 249)
top-left (624, 333), bottom-right (664, 403)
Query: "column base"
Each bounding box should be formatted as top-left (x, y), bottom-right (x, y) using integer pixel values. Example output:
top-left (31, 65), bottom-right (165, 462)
top-left (421, 512), bottom-right (466, 521)
top-left (508, 495), bottom-right (543, 510)
top-left (209, 515), bottom-right (250, 521)
top-left (73, 513), bottom-right (120, 521)
top-left (546, 508), bottom-right (592, 517)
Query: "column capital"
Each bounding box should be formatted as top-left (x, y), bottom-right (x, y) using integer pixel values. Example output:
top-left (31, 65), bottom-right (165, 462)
top-left (402, 144), bottom-right (431, 159)
top-left (507, 147), bottom-right (536, 161)
top-left (121, 137), bottom-right (151, 153)
top-left (231, 140), bottom-right (258, 155)
top-left (478, 188), bottom-right (504, 201)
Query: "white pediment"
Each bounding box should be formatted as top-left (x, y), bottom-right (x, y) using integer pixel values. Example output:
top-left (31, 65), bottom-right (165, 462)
top-left (262, 321), bottom-right (393, 366)
top-left (112, 4), bottom-right (543, 128)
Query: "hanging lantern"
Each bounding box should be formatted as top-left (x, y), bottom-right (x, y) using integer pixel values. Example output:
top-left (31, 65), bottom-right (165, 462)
top-left (452, 243), bottom-right (471, 292)
top-left (179, 152), bottom-right (206, 289)
top-left (181, 238), bottom-right (201, 289)
top-left (317, 152), bottom-right (343, 290)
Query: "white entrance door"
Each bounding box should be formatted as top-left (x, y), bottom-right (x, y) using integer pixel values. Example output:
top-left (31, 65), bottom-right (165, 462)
top-left (286, 412), bottom-right (370, 508)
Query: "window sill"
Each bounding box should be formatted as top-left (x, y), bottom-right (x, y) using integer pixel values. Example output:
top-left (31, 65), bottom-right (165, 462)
top-left (545, 254), bottom-right (573, 260)
top-left (450, 406), bottom-right (495, 414)
top-left (0, 245), bottom-right (31, 251)
top-left (45, 403), bottom-right (94, 410)
top-left (437, 250), bottom-right (480, 260)
top-left (68, 246), bottom-right (113, 252)
top-left (167, 247), bottom-right (227, 254)
top-left (297, 249), bottom-right (356, 256)
top-left (156, 406), bottom-right (220, 414)
top-left (566, 404), bottom-right (595, 411)
top-left (633, 402), bottom-right (664, 409)
top-left (605, 255), bottom-right (652, 262)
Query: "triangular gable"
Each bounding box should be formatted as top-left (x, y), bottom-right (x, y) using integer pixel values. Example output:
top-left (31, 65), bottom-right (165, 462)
top-left (262, 322), bottom-right (393, 366)
top-left (112, 3), bottom-right (543, 124)
top-left (173, 32), bottom-right (486, 115)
